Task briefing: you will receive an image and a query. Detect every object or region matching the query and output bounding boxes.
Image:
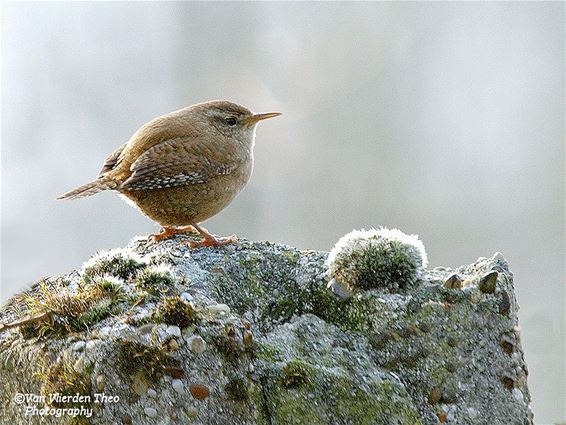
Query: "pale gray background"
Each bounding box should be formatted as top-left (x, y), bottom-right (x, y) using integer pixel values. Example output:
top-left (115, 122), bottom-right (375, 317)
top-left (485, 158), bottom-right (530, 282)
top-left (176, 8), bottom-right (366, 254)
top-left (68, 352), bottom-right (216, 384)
top-left (1, 2), bottom-right (564, 423)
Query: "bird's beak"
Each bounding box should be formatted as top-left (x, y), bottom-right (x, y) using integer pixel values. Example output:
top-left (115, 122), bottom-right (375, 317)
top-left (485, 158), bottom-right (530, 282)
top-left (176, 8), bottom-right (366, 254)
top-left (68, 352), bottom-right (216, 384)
top-left (245, 112), bottom-right (282, 126)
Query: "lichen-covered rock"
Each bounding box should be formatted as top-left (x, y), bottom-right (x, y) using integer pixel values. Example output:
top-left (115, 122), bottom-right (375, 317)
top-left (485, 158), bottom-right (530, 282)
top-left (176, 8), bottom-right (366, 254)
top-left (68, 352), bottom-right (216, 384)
top-left (0, 236), bottom-right (533, 424)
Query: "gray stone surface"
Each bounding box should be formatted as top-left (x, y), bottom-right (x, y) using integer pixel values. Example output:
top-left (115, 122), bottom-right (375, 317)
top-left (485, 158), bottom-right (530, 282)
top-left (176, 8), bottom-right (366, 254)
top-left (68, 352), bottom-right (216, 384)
top-left (0, 236), bottom-right (534, 424)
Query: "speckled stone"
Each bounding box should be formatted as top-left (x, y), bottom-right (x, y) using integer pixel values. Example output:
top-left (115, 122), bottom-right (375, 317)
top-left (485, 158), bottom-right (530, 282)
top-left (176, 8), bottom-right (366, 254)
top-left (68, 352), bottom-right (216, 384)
top-left (181, 292), bottom-right (194, 302)
top-left (166, 325), bottom-right (181, 337)
top-left (186, 335), bottom-right (206, 353)
top-left (172, 379), bottom-right (185, 395)
top-left (95, 374), bottom-right (106, 392)
top-left (0, 239), bottom-right (533, 425)
top-left (138, 324), bottom-right (155, 335)
top-left (206, 303), bottom-right (230, 315)
top-left (189, 383), bottom-right (210, 400)
top-left (186, 406), bottom-right (198, 418)
top-left (144, 407), bottom-right (157, 418)
top-left (72, 341), bottom-right (86, 351)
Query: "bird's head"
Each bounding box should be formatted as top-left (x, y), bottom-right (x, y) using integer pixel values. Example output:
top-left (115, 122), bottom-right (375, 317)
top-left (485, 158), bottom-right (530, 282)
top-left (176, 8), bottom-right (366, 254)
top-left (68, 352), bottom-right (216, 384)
top-left (189, 100), bottom-right (281, 142)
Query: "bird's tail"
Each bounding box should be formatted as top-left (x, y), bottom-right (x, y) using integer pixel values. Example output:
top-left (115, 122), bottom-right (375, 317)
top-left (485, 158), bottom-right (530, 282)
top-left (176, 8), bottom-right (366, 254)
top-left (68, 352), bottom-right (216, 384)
top-left (58, 177), bottom-right (119, 200)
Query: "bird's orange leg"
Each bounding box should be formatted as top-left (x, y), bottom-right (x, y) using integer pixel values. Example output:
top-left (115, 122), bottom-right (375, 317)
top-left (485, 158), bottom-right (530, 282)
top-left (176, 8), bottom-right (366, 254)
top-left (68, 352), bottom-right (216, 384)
top-left (151, 225), bottom-right (198, 242)
top-left (188, 223), bottom-right (236, 248)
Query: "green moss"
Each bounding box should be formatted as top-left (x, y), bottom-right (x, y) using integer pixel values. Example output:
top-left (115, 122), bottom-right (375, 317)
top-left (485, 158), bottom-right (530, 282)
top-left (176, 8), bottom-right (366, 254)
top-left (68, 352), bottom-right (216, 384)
top-left (266, 360), bottom-right (422, 425)
top-left (19, 277), bottom-right (126, 339)
top-left (72, 298), bottom-right (118, 330)
top-left (210, 253), bottom-right (390, 334)
top-left (82, 249), bottom-right (145, 283)
top-left (225, 377), bottom-right (250, 401)
top-left (208, 249), bottom-right (303, 331)
top-left (328, 229), bottom-right (426, 293)
top-left (356, 240), bottom-right (419, 290)
top-left (429, 365), bottom-right (452, 388)
top-left (267, 293), bottom-right (305, 325)
top-left (280, 359), bottom-right (312, 388)
top-left (153, 296), bottom-right (197, 328)
top-left (213, 332), bottom-right (245, 360)
top-left (255, 343), bottom-right (283, 362)
top-left (124, 314), bottom-right (152, 327)
top-left (135, 264), bottom-right (176, 296)
top-left (335, 379), bottom-right (422, 425)
top-left (116, 339), bottom-right (178, 382)
top-left (35, 356), bottom-right (94, 425)
top-left (126, 292), bottom-right (148, 308)
top-left (209, 272), bottom-right (269, 318)
top-left (309, 287), bottom-right (384, 332)
top-left (281, 250), bottom-right (300, 263)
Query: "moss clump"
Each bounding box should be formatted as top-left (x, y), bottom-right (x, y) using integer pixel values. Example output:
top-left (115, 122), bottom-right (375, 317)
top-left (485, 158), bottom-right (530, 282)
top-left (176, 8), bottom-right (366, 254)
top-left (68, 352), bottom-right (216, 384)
top-left (82, 249), bottom-right (146, 283)
top-left (135, 264), bottom-right (177, 296)
top-left (153, 296), bottom-right (197, 328)
top-left (116, 339), bottom-right (178, 382)
top-left (213, 333), bottom-right (244, 360)
top-left (35, 355), bottom-right (94, 425)
top-left (225, 377), bottom-right (250, 401)
top-left (20, 277), bottom-right (126, 339)
top-left (280, 359), bottom-right (311, 388)
top-left (209, 323), bottom-right (257, 364)
top-left (327, 228), bottom-right (427, 293)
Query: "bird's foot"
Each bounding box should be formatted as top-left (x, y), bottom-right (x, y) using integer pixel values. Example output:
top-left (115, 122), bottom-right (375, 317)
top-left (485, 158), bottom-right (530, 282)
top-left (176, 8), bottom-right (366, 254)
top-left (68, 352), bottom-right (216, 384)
top-left (188, 223), bottom-right (236, 248)
top-left (188, 234), bottom-right (237, 249)
top-left (150, 225), bottom-right (198, 242)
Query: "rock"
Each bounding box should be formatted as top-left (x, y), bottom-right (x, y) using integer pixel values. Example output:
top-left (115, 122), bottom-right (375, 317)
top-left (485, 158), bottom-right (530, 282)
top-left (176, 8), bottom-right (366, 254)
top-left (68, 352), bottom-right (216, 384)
top-left (186, 335), bottom-right (206, 353)
top-left (479, 271), bottom-right (498, 294)
top-left (499, 290), bottom-right (511, 316)
top-left (143, 407), bottom-right (157, 418)
top-left (165, 325), bottom-right (181, 337)
top-left (137, 324), bottom-right (154, 335)
top-left (86, 339), bottom-right (99, 350)
top-left (164, 338), bottom-right (179, 352)
top-left (185, 406), bottom-right (198, 418)
top-left (180, 292), bottom-right (194, 302)
top-left (206, 303), bottom-right (230, 316)
top-left (172, 379), bottom-right (184, 395)
top-left (444, 274), bottom-right (462, 289)
top-left (132, 371), bottom-right (150, 396)
top-left (326, 278), bottom-right (353, 300)
top-left (189, 383), bottom-right (210, 400)
top-left (428, 386), bottom-right (442, 404)
top-left (0, 238), bottom-right (533, 424)
top-left (72, 340), bottom-right (86, 351)
top-left (95, 374), bottom-right (106, 391)
top-left (513, 388), bottom-right (525, 403)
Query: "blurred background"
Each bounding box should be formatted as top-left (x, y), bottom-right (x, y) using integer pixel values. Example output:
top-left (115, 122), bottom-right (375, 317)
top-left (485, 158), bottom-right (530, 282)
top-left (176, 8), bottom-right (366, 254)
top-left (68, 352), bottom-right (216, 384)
top-left (1, 2), bottom-right (564, 422)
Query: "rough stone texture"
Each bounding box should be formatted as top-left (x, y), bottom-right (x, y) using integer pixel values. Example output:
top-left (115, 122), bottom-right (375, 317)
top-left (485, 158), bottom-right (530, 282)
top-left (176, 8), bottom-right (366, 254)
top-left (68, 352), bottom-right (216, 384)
top-left (0, 236), bottom-right (534, 424)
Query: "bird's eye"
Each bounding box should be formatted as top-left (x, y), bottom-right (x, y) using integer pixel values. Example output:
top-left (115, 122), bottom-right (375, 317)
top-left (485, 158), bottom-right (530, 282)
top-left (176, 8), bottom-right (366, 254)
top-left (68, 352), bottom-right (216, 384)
top-left (225, 117), bottom-right (237, 126)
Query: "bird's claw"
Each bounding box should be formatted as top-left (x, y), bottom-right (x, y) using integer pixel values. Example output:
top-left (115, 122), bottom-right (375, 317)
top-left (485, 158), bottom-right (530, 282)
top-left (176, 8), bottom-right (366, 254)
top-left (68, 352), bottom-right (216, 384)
top-left (150, 226), bottom-right (199, 242)
top-left (188, 235), bottom-right (237, 249)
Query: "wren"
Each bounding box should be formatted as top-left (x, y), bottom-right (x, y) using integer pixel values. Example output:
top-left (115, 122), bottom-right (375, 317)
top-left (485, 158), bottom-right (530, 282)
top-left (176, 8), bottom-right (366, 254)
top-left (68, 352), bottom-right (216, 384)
top-left (59, 100), bottom-right (281, 248)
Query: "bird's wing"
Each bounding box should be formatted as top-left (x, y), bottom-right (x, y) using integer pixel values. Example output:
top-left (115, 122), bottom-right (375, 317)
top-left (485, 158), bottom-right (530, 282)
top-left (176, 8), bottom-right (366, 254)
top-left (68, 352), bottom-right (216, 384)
top-left (120, 137), bottom-right (241, 191)
top-left (98, 143), bottom-right (127, 177)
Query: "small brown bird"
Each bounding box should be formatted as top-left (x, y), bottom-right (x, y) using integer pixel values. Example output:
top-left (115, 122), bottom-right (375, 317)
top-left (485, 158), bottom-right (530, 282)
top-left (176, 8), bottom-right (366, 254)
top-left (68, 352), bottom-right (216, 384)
top-left (58, 100), bottom-right (281, 248)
